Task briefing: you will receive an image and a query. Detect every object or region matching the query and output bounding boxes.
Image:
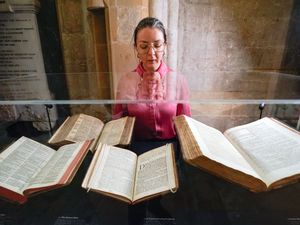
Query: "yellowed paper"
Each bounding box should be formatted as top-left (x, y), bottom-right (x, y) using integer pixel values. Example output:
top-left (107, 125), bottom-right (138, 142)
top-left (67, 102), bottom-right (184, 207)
top-left (0, 137), bottom-right (55, 194)
top-left (86, 145), bottom-right (137, 200)
top-left (133, 145), bottom-right (175, 201)
top-left (98, 117), bottom-right (127, 145)
top-left (225, 117), bottom-right (300, 186)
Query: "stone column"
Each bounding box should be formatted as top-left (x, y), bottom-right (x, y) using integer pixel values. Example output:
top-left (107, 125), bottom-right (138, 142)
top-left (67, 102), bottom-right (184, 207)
top-left (166, 0), bottom-right (179, 71)
top-left (149, 0), bottom-right (168, 28)
top-left (149, 0), bottom-right (179, 71)
top-left (0, 0), bottom-right (56, 130)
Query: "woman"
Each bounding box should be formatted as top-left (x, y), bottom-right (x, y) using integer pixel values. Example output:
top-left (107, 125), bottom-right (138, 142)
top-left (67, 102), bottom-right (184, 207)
top-left (113, 17), bottom-right (191, 141)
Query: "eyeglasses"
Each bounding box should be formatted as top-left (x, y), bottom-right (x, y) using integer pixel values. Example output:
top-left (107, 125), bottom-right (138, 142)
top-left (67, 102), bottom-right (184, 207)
top-left (136, 41), bottom-right (165, 55)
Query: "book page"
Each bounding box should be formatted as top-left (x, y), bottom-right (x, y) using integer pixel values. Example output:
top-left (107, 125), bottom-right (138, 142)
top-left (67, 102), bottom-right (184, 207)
top-left (185, 116), bottom-right (261, 179)
top-left (48, 116), bottom-right (75, 144)
top-left (0, 137), bottom-right (54, 194)
top-left (82, 143), bottom-right (102, 189)
top-left (98, 117), bottom-right (127, 145)
top-left (27, 142), bottom-right (86, 189)
top-left (66, 114), bottom-right (104, 142)
top-left (224, 117), bottom-right (300, 186)
top-left (87, 145), bottom-right (137, 201)
top-left (133, 144), bottom-right (176, 201)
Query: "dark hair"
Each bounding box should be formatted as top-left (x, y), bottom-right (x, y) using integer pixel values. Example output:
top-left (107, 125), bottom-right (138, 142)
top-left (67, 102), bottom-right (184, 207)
top-left (133, 17), bottom-right (167, 46)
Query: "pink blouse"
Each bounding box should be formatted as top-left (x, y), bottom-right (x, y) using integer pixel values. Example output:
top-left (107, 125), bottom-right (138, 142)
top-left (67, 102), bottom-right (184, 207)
top-left (113, 61), bottom-right (191, 140)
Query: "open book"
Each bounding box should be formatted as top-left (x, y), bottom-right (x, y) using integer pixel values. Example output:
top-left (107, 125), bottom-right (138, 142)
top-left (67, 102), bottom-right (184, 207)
top-left (0, 136), bottom-right (91, 204)
top-left (174, 115), bottom-right (300, 192)
top-left (82, 143), bottom-right (178, 204)
top-left (48, 114), bottom-right (135, 151)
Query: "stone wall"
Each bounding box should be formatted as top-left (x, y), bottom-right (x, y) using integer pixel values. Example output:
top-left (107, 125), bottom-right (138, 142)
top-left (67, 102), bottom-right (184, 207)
top-left (55, 0), bottom-right (148, 120)
top-left (176, 0), bottom-right (299, 130)
top-left (56, 0), bottom-right (111, 120)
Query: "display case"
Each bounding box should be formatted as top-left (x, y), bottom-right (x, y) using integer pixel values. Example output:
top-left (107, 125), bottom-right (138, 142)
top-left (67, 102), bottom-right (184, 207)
top-left (1, 0), bottom-right (300, 224)
top-left (0, 71), bottom-right (299, 225)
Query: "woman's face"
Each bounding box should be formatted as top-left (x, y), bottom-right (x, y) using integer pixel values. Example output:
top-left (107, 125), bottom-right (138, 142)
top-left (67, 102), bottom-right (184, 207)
top-left (135, 27), bottom-right (165, 72)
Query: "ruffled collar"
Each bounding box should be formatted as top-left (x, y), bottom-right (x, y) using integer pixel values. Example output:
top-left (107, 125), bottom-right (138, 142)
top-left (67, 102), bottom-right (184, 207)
top-left (134, 61), bottom-right (171, 78)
